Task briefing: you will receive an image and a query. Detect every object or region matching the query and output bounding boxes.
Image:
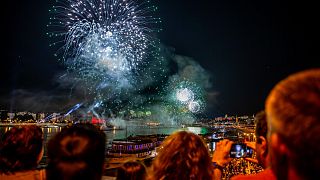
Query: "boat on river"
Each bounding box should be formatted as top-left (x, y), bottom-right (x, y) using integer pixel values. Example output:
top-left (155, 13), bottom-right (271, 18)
top-left (105, 134), bottom-right (167, 169)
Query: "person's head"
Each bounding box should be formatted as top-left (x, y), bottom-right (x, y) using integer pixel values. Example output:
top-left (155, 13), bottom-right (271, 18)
top-left (46, 123), bottom-right (106, 180)
top-left (265, 69), bottom-right (320, 179)
top-left (149, 130), bottom-right (213, 180)
top-left (116, 160), bottom-right (147, 180)
top-left (254, 110), bottom-right (268, 168)
top-left (0, 125), bottom-right (43, 173)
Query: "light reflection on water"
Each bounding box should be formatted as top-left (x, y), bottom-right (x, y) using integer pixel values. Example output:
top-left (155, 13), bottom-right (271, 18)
top-left (0, 124), bottom-right (217, 165)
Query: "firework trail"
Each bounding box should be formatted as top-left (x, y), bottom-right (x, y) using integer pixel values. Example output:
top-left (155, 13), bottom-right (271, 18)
top-left (64, 103), bottom-right (83, 116)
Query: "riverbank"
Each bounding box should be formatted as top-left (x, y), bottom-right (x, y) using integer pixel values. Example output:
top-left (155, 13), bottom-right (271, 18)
top-left (0, 122), bottom-right (67, 127)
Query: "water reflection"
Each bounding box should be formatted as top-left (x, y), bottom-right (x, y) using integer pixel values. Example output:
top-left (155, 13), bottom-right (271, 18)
top-left (0, 124), bottom-right (220, 166)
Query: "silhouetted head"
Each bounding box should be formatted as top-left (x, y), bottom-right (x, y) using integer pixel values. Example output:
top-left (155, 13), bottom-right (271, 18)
top-left (46, 123), bottom-right (106, 180)
top-left (116, 160), bottom-right (147, 180)
top-left (266, 68), bottom-right (320, 179)
top-left (254, 110), bottom-right (269, 168)
top-left (149, 130), bottom-right (213, 180)
top-left (0, 125), bottom-right (43, 174)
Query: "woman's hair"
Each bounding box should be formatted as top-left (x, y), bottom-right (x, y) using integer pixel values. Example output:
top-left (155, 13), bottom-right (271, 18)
top-left (116, 160), bottom-right (147, 180)
top-left (149, 131), bottom-right (213, 180)
top-left (0, 125), bottom-right (43, 173)
top-left (46, 123), bottom-right (106, 180)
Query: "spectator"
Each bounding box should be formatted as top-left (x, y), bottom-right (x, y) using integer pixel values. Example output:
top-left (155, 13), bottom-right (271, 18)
top-left (245, 111), bottom-right (269, 168)
top-left (0, 125), bottom-right (45, 180)
top-left (116, 160), bottom-right (147, 180)
top-left (211, 139), bottom-right (233, 179)
top-left (230, 111), bottom-right (276, 180)
top-left (265, 68), bottom-right (320, 179)
top-left (46, 123), bottom-right (106, 180)
top-left (148, 130), bottom-right (214, 180)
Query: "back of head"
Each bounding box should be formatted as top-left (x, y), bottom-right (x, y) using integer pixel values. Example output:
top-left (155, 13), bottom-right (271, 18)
top-left (255, 110), bottom-right (267, 140)
top-left (116, 160), bottom-right (147, 180)
top-left (149, 130), bottom-right (213, 180)
top-left (254, 110), bottom-right (268, 168)
top-left (46, 123), bottom-right (106, 180)
top-left (265, 68), bottom-right (320, 179)
top-left (0, 125), bottom-right (43, 173)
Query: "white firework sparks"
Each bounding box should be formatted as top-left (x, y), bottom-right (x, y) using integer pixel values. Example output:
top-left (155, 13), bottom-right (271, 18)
top-left (188, 101), bottom-right (200, 113)
top-left (48, 0), bottom-right (161, 86)
top-left (176, 88), bottom-right (194, 103)
top-left (169, 81), bottom-right (206, 114)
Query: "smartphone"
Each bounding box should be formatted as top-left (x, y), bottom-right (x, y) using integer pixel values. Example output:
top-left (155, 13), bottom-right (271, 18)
top-left (229, 143), bottom-right (253, 158)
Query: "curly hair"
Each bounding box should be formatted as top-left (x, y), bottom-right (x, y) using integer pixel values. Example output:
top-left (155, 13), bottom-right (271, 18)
top-left (148, 131), bottom-right (213, 180)
top-left (0, 125), bottom-right (43, 173)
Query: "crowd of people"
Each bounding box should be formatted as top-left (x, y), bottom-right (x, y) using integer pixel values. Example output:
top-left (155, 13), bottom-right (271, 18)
top-left (0, 68), bottom-right (319, 180)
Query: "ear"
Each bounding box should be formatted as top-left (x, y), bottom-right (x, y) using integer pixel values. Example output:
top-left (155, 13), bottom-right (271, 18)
top-left (259, 136), bottom-right (268, 148)
top-left (258, 136), bottom-right (268, 154)
top-left (269, 133), bottom-right (288, 154)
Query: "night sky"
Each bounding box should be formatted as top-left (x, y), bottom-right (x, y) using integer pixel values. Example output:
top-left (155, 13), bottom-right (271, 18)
top-left (0, 0), bottom-right (319, 117)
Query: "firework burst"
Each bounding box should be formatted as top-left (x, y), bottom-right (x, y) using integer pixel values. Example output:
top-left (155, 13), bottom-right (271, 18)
top-left (48, 0), bottom-right (162, 91)
top-left (167, 81), bottom-right (206, 115)
top-left (47, 0), bottom-right (165, 116)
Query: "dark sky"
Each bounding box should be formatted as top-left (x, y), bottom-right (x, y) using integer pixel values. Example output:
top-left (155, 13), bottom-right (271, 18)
top-left (0, 0), bottom-right (319, 116)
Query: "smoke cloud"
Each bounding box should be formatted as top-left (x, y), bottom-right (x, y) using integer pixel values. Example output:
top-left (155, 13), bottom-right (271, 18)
top-left (1, 45), bottom-right (219, 124)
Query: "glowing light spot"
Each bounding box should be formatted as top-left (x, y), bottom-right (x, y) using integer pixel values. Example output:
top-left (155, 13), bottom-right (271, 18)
top-left (188, 101), bottom-right (200, 113)
top-left (176, 88), bottom-right (194, 103)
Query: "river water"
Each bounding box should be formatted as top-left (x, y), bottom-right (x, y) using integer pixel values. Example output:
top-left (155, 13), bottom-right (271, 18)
top-left (0, 123), bottom-right (215, 167)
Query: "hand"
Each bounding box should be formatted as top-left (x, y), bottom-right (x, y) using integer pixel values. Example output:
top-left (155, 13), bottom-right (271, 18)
top-left (244, 141), bottom-right (256, 151)
top-left (212, 139), bottom-right (233, 167)
top-left (244, 141), bottom-right (258, 164)
top-left (244, 157), bottom-right (259, 164)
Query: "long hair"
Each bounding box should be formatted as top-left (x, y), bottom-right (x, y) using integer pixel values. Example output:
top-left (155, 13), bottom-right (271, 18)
top-left (149, 131), bottom-right (213, 180)
top-left (0, 125), bottom-right (43, 174)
